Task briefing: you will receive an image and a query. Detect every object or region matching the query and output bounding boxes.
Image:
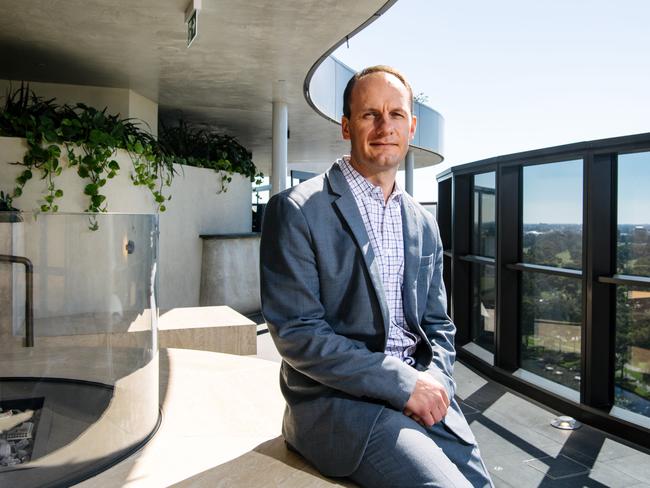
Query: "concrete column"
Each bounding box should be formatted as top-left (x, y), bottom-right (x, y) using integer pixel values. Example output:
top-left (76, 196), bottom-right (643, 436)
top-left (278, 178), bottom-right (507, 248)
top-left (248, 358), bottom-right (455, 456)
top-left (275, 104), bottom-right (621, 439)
top-left (271, 101), bottom-right (288, 196)
top-left (405, 148), bottom-right (415, 196)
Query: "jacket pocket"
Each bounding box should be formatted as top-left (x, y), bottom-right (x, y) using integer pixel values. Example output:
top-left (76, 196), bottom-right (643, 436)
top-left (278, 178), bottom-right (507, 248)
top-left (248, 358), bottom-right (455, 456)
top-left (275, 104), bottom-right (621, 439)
top-left (419, 254), bottom-right (434, 268)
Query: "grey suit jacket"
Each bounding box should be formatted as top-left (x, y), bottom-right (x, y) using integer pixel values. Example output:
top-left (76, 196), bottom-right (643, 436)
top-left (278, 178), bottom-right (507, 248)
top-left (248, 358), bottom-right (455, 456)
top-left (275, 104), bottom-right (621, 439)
top-left (260, 163), bottom-right (475, 477)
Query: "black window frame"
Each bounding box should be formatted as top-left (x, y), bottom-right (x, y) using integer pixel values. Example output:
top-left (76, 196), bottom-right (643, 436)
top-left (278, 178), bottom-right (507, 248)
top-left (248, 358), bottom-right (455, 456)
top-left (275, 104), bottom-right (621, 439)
top-left (437, 133), bottom-right (650, 449)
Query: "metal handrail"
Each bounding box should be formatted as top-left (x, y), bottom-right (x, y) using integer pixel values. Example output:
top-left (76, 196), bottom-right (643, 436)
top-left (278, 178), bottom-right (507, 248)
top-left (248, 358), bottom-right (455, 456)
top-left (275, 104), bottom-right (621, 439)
top-left (0, 254), bottom-right (34, 347)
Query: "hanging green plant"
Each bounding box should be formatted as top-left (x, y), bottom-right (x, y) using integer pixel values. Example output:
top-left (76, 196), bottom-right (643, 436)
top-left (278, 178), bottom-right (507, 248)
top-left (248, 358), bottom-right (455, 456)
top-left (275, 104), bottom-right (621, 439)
top-left (159, 120), bottom-right (263, 192)
top-left (0, 83), bottom-right (175, 215)
top-left (0, 190), bottom-right (17, 211)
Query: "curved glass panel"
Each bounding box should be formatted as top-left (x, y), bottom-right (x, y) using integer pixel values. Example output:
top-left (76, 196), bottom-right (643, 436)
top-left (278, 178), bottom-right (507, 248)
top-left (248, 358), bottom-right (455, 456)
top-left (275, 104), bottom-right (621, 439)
top-left (521, 273), bottom-right (582, 395)
top-left (617, 151), bottom-right (650, 277)
top-left (470, 263), bottom-right (495, 357)
top-left (522, 160), bottom-right (583, 270)
top-left (614, 285), bottom-right (650, 426)
top-left (472, 172), bottom-right (496, 258)
top-left (0, 213), bottom-right (159, 487)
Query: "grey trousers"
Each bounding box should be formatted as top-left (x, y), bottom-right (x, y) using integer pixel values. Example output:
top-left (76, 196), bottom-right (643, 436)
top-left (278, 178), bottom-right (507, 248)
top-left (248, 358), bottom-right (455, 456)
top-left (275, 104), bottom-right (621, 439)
top-left (348, 407), bottom-right (494, 488)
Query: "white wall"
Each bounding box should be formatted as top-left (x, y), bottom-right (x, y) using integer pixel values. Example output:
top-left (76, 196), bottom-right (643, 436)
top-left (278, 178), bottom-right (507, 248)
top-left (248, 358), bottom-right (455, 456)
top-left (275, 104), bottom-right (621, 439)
top-left (159, 164), bottom-right (252, 308)
top-left (0, 80), bottom-right (158, 137)
top-left (0, 137), bottom-right (252, 319)
top-left (128, 90), bottom-right (159, 137)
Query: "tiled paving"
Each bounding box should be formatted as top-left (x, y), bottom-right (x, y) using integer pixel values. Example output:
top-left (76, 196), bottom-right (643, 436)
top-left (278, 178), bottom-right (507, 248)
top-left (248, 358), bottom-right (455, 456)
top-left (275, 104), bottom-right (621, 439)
top-left (255, 325), bottom-right (650, 488)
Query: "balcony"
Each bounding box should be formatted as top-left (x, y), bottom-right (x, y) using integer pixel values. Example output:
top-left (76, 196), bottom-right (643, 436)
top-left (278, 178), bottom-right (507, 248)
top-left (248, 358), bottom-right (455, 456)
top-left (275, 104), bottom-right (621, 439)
top-left (436, 132), bottom-right (650, 447)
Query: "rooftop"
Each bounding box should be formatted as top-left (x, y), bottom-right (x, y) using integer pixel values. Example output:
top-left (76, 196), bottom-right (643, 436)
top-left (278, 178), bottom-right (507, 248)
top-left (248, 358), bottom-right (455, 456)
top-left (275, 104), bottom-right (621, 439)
top-left (71, 326), bottom-right (650, 487)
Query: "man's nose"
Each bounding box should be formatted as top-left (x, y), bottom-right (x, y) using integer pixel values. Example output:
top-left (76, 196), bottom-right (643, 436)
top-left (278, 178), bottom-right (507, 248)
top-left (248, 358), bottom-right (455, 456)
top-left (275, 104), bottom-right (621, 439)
top-left (375, 113), bottom-right (394, 135)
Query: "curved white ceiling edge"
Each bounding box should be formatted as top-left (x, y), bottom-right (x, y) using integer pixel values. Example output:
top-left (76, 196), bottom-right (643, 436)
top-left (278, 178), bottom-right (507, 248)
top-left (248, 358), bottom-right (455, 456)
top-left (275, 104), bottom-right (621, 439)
top-left (301, 0), bottom-right (445, 170)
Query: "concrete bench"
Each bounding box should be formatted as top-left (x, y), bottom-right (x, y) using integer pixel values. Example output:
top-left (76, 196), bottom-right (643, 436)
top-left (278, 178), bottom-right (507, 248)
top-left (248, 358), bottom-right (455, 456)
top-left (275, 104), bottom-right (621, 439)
top-left (77, 348), bottom-right (356, 487)
top-left (156, 306), bottom-right (256, 355)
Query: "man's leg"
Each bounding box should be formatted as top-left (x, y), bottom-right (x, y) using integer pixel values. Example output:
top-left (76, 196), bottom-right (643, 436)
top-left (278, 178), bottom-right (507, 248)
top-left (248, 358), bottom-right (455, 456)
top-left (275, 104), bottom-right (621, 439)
top-left (425, 421), bottom-right (492, 487)
top-left (348, 408), bottom-right (492, 488)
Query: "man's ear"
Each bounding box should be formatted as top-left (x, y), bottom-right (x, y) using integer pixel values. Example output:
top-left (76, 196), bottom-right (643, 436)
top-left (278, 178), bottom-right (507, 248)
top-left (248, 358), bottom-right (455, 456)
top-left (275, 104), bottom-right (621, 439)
top-left (409, 115), bottom-right (417, 141)
top-left (341, 116), bottom-right (351, 140)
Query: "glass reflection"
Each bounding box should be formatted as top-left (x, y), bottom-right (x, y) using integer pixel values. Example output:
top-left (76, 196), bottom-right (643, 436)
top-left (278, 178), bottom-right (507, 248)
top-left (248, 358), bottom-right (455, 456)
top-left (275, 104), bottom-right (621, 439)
top-left (618, 152), bottom-right (650, 277)
top-left (521, 273), bottom-right (582, 392)
top-left (471, 264), bottom-right (495, 354)
top-left (472, 172), bottom-right (496, 258)
top-left (522, 160), bottom-right (583, 270)
top-left (615, 285), bottom-right (650, 419)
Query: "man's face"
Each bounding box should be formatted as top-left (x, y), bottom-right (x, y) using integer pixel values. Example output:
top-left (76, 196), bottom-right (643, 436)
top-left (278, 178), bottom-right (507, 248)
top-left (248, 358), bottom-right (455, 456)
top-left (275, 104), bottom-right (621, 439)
top-left (341, 72), bottom-right (417, 175)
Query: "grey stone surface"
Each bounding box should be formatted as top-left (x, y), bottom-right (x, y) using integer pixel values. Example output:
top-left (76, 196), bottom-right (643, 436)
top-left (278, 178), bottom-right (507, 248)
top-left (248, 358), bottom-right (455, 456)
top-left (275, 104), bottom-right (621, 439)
top-left (200, 236), bottom-right (261, 315)
top-left (524, 454), bottom-right (590, 480)
top-left (603, 452), bottom-right (650, 483)
top-left (585, 463), bottom-right (644, 488)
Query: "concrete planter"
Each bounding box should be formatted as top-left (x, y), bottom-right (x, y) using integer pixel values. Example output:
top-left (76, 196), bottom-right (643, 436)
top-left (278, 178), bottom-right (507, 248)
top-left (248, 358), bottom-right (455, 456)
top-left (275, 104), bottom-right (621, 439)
top-left (0, 136), bottom-right (253, 309)
top-left (200, 234), bottom-right (261, 315)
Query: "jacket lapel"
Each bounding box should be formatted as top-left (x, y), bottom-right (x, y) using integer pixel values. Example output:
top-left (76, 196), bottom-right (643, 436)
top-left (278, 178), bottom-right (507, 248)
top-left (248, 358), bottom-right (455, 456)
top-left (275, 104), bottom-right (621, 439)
top-left (326, 165), bottom-right (391, 339)
top-left (401, 195), bottom-right (422, 330)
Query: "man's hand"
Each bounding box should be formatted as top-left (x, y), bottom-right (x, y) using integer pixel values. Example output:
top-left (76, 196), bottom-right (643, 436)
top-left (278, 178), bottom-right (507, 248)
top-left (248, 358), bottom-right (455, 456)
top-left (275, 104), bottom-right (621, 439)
top-left (403, 371), bottom-right (450, 428)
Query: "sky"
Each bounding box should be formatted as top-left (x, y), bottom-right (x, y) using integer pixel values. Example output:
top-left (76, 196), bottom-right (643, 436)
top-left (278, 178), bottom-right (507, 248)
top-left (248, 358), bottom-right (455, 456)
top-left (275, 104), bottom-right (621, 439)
top-left (522, 159), bottom-right (582, 224)
top-left (332, 0), bottom-right (650, 208)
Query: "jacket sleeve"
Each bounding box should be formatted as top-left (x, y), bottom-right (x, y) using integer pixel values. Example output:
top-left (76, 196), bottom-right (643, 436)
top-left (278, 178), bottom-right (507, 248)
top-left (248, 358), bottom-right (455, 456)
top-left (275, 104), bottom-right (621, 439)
top-left (260, 192), bottom-right (419, 411)
top-left (420, 217), bottom-right (457, 402)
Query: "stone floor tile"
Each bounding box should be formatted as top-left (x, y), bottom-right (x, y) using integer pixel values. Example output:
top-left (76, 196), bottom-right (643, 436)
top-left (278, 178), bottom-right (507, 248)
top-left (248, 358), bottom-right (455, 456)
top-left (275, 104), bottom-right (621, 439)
top-left (524, 454), bottom-right (590, 480)
top-left (602, 452), bottom-right (650, 483)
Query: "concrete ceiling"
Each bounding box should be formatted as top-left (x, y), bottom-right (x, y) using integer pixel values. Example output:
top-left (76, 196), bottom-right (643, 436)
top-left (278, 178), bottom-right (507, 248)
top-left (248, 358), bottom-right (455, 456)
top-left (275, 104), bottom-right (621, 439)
top-left (0, 0), bottom-right (440, 176)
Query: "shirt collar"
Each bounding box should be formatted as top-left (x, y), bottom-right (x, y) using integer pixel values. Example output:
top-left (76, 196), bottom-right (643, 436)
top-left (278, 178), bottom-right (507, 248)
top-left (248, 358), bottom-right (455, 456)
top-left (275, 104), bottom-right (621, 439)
top-left (337, 156), bottom-right (403, 204)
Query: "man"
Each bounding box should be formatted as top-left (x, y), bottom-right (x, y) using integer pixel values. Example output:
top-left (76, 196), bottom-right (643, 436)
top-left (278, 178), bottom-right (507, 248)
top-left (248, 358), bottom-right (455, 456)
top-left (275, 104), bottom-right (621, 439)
top-left (260, 66), bottom-right (492, 487)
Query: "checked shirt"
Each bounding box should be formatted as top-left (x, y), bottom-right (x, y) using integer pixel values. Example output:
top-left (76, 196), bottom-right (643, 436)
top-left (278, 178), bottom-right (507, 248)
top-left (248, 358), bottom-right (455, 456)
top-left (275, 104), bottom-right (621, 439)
top-left (337, 157), bottom-right (420, 365)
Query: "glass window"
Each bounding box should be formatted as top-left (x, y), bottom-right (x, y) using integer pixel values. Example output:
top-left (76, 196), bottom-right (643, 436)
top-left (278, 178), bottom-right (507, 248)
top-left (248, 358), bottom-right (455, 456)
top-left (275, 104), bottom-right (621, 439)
top-left (438, 178), bottom-right (452, 251)
top-left (618, 152), bottom-right (650, 277)
top-left (614, 285), bottom-right (650, 420)
top-left (470, 263), bottom-right (496, 355)
top-left (472, 172), bottom-right (496, 258)
top-left (521, 273), bottom-right (582, 393)
top-left (522, 160), bottom-right (583, 270)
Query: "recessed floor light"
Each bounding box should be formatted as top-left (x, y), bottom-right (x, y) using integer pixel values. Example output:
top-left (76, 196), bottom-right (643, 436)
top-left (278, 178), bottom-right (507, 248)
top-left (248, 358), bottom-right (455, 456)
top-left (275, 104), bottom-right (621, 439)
top-left (551, 415), bottom-right (582, 430)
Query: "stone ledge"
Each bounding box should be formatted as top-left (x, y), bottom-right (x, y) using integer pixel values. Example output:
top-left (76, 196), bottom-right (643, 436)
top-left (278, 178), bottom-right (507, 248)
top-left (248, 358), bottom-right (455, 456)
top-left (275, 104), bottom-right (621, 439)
top-left (76, 348), bottom-right (354, 487)
top-left (15, 306), bottom-right (257, 356)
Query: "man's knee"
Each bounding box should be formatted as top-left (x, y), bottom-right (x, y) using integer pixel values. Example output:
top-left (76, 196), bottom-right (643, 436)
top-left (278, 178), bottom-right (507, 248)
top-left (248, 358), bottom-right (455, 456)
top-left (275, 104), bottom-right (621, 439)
top-left (350, 408), bottom-right (474, 487)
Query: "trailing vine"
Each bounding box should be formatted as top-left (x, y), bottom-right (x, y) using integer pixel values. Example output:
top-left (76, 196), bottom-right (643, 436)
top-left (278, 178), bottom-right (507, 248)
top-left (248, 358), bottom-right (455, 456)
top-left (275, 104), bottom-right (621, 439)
top-left (0, 84), bottom-right (262, 223)
top-left (159, 120), bottom-right (263, 192)
top-left (0, 83), bottom-right (174, 216)
top-left (0, 190), bottom-right (17, 211)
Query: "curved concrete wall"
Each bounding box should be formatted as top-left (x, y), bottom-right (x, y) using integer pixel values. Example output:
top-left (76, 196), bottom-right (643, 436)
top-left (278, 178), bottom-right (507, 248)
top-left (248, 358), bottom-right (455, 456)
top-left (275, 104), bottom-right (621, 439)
top-left (0, 137), bottom-right (252, 310)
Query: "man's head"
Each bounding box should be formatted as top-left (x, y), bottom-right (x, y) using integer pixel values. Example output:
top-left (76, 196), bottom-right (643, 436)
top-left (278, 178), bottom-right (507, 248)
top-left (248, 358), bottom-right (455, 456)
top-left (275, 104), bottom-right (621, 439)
top-left (341, 66), bottom-right (417, 177)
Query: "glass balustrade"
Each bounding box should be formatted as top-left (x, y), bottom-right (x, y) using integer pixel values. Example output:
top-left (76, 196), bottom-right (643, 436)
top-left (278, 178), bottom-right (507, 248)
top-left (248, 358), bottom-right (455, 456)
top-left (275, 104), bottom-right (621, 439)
top-left (0, 212), bottom-right (159, 488)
